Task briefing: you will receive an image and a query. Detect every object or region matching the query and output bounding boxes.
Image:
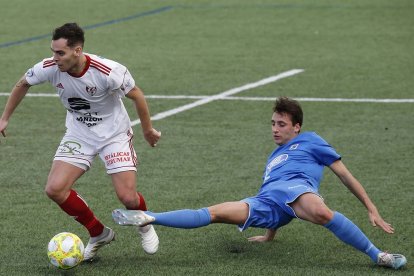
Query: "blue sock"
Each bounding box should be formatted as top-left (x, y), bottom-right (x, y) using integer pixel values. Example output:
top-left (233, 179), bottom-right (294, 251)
top-left (324, 212), bottom-right (381, 263)
top-left (145, 208), bottom-right (211, 229)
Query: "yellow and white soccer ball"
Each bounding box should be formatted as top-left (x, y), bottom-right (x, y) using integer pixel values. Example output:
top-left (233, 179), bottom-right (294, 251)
top-left (47, 232), bottom-right (84, 269)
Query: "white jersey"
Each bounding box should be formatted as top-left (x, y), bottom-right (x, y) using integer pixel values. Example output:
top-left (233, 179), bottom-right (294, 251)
top-left (25, 53), bottom-right (136, 142)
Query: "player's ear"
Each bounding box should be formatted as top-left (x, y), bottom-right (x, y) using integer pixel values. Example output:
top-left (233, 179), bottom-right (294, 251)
top-left (294, 123), bottom-right (301, 134)
top-left (74, 45), bottom-right (82, 56)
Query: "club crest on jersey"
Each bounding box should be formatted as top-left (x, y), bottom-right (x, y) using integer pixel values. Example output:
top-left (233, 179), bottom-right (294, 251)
top-left (86, 86), bottom-right (97, 96)
top-left (26, 68), bottom-right (34, 77)
top-left (120, 79), bottom-right (132, 92)
top-left (290, 143), bottom-right (299, 150)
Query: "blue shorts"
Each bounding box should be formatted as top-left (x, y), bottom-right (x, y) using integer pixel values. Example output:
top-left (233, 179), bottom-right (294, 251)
top-left (238, 180), bottom-right (321, 231)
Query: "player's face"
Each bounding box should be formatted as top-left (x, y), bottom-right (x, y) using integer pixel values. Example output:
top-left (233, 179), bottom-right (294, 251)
top-left (50, 39), bottom-right (82, 73)
top-left (271, 112), bottom-right (301, 145)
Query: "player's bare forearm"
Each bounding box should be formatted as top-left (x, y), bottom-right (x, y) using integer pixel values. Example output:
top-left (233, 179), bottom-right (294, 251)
top-left (0, 76), bottom-right (31, 140)
top-left (1, 76), bottom-right (31, 121)
top-left (329, 160), bottom-right (395, 234)
top-left (126, 87), bottom-right (152, 130)
top-left (329, 160), bottom-right (374, 209)
top-left (126, 86), bottom-right (161, 146)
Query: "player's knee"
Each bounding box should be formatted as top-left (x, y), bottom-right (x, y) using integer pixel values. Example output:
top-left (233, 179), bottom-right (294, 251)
top-left (209, 211), bottom-right (217, 221)
top-left (44, 186), bottom-right (54, 199)
top-left (118, 193), bottom-right (139, 209)
top-left (44, 182), bottom-right (65, 202)
top-left (313, 207), bottom-right (333, 225)
top-left (207, 208), bottom-right (220, 222)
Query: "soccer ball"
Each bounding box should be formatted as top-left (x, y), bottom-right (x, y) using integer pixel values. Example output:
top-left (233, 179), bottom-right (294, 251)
top-left (47, 232), bottom-right (84, 269)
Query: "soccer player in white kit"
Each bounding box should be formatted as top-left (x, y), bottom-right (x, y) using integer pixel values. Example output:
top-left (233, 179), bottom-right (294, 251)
top-left (0, 23), bottom-right (161, 261)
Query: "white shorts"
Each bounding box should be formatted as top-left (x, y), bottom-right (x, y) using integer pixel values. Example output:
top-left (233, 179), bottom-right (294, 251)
top-left (54, 129), bottom-right (138, 174)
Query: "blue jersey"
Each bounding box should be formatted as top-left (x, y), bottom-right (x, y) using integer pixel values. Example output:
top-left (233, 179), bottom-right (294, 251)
top-left (262, 132), bottom-right (341, 191)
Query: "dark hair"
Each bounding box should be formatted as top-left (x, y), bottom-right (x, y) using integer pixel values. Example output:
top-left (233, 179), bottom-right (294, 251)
top-left (52, 23), bottom-right (84, 47)
top-left (273, 96), bottom-right (303, 127)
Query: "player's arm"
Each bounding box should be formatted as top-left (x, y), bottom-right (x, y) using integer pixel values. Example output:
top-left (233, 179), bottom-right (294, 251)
top-left (0, 75), bottom-right (32, 139)
top-left (248, 229), bottom-right (277, 242)
top-left (329, 159), bottom-right (394, 234)
top-left (125, 86), bottom-right (161, 147)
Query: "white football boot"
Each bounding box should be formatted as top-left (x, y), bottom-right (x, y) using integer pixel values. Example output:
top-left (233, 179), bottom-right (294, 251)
top-left (112, 209), bottom-right (155, 226)
top-left (83, 227), bottom-right (115, 261)
top-left (377, 252), bottom-right (407, 269)
top-left (112, 209), bottom-right (159, 254)
top-left (138, 225), bottom-right (159, 254)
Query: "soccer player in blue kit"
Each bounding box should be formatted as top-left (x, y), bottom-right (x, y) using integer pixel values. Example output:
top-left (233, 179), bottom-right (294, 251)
top-left (112, 97), bottom-right (407, 269)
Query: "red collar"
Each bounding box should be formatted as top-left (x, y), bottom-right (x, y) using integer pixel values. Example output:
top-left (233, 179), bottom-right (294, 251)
top-left (68, 55), bottom-right (90, 78)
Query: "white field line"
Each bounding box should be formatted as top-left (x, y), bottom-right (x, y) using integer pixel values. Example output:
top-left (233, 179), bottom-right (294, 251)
top-left (0, 69), bottom-right (304, 127)
top-left (0, 93), bottom-right (60, 97)
top-left (1, 67), bottom-right (413, 126)
top-left (227, 96), bottom-right (414, 103)
top-left (131, 69), bottom-right (304, 125)
top-left (143, 95), bottom-right (414, 103)
top-left (1, 92), bottom-right (413, 103)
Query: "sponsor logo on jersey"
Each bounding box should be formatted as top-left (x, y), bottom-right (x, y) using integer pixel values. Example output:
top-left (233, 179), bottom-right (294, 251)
top-left (86, 86), bottom-right (97, 96)
top-left (267, 154), bottom-right (288, 169)
top-left (56, 83), bottom-right (64, 89)
top-left (68, 97), bottom-right (90, 110)
top-left (76, 115), bottom-right (103, 127)
top-left (57, 141), bottom-right (83, 155)
top-left (105, 151), bottom-right (131, 166)
top-left (288, 184), bottom-right (308, 190)
top-left (264, 154), bottom-right (288, 181)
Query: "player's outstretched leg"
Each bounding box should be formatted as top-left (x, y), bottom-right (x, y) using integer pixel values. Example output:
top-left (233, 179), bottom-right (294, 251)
top-left (83, 226), bottom-right (115, 261)
top-left (112, 207), bottom-right (210, 254)
top-left (112, 208), bottom-right (211, 229)
top-left (324, 212), bottom-right (407, 270)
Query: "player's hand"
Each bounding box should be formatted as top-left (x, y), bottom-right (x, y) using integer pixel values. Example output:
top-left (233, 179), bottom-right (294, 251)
top-left (248, 229), bottom-right (276, 242)
top-left (0, 118), bottom-right (8, 143)
top-left (368, 209), bottom-right (395, 234)
top-left (144, 128), bottom-right (161, 147)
